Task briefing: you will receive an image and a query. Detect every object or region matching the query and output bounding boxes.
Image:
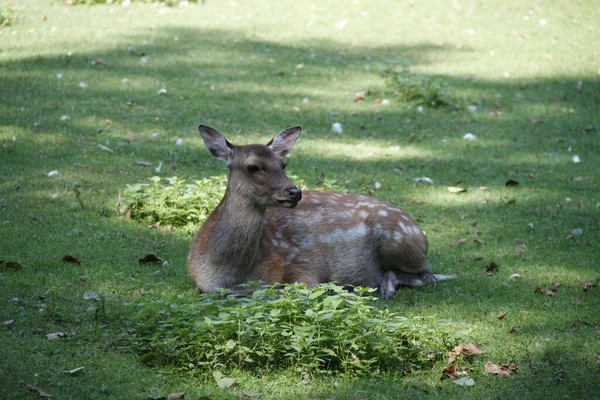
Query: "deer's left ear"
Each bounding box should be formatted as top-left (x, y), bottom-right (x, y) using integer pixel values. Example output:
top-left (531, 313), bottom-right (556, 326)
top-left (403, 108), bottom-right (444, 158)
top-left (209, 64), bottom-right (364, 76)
top-left (267, 126), bottom-right (302, 157)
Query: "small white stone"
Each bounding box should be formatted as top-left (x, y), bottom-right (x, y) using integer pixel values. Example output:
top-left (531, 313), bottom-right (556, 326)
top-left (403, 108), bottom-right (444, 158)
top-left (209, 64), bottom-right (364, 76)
top-left (467, 105), bottom-right (477, 113)
top-left (374, 181), bottom-right (381, 189)
top-left (175, 138), bottom-right (184, 146)
top-left (78, 82), bottom-right (88, 88)
top-left (414, 177), bottom-right (434, 184)
top-left (56, 73), bottom-right (63, 79)
top-left (302, 97), bottom-right (309, 103)
top-left (334, 19), bottom-right (348, 29)
top-left (331, 122), bottom-right (343, 134)
top-left (60, 115), bottom-right (70, 121)
top-left (565, 197), bottom-right (572, 202)
top-left (416, 105), bottom-right (424, 114)
top-left (463, 133), bottom-right (477, 140)
top-left (141, 56), bottom-right (148, 63)
top-left (48, 170), bottom-right (60, 177)
top-left (571, 155), bottom-right (581, 163)
top-left (571, 228), bottom-right (583, 236)
top-left (528, 223), bottom-right (534, 230)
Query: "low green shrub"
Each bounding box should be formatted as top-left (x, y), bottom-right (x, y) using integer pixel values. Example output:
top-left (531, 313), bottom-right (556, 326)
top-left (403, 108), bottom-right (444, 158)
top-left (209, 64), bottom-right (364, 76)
top-left (126, 284), bottom-right (454, 376)
top-left (383, 68), bottom-right (454, 108)
top-left (120, 175), bottom-right (226, 233)
top-left (0, 5), bottom-right (15, 27)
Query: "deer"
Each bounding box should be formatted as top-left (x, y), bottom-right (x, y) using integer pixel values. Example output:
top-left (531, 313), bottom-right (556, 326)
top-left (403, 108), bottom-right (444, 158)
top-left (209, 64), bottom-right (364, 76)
top-left (187, 125), bottom-right (455, 299)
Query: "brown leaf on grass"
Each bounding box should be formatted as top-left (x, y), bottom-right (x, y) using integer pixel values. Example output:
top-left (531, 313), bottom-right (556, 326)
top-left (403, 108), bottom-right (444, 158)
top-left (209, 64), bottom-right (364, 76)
top-left (448, 343), bottom-right (485, 363)
top-left (25, 384), bottom-right (52, 398)
top-left (61, 255), bottom-right (82, 265)
top-left (448, 238), bottom-right (467, 248)
top-left (580, 281), bottom-right (596, 291)
top-left (1, 260), bottom-right (23, 269)
top-left (138, 254), bottom-right (163, 263)
top-left (240, 393), bottom-right (263, 398)
top-left (167, 393), bottom-right (185, 400)
top-left (46, 331), bottom-right (74, 340)
top-left (535, 287), bottom-right (558, 297)
top-left (352, 91), bottom-right (366, 102)
top-left (496, 311), bottom-right (510, 319)
top-left (442, 364), bottom-right (457, 380)
top-left (135, 161), bottom-right (152, 166)
top-left (505, 179), bottom-right (519, 187)
top-left (484, 362), bottom-right (516, 377)
top-left (92, 58), bottom-right (105, 65)
top-left (486, 262), bottom-right (499, 276)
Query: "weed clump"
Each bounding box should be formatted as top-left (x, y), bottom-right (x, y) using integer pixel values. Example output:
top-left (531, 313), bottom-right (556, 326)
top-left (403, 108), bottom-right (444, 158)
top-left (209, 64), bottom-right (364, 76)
top-left (383, 68), bottom-right (455, 108)
top-left (126, 284), bottom-right (454, 376)
top-left (120, 176), bottom-right (226, 233)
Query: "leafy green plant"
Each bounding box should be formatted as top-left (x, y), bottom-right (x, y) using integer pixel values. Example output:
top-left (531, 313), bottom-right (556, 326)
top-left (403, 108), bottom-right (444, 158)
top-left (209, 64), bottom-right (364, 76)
top-left (120, 175), bottom-right (226, 232)
top-left (383, 68), bottom-right (455, 108)
top-left (0, 5), bottom-right (15, 27)
top-left (126, 284), bottom-right (455, 376)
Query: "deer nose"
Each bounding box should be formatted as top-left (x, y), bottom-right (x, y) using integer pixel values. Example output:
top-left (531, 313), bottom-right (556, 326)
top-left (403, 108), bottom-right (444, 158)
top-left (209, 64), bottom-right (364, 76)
top-left (284, 187), bottom-right (302, 202)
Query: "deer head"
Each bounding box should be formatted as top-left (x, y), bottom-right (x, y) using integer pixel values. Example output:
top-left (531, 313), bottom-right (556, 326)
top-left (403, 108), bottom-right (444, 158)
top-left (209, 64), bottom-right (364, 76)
top-left (198, 124), bottom-right (303, 209)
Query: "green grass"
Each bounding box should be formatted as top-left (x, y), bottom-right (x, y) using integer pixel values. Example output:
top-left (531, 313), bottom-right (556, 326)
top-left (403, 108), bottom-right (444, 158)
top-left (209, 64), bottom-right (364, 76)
top-left (1, 0), bottom-right (599, 398)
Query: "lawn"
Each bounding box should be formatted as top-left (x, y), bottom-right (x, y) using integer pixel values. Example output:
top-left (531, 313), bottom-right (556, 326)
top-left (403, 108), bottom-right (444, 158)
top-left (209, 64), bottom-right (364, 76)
top-left (1, 0), bottom-right (599, 398)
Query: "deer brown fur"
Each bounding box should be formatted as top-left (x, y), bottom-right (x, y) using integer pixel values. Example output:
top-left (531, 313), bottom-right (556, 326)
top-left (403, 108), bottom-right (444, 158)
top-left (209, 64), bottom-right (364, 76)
top-left (187, 125), bottom-right (455, 299)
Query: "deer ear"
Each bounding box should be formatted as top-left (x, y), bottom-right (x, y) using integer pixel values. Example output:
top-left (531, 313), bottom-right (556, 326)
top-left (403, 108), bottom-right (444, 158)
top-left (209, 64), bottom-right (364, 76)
top-left (267, 126), bottom-right (302, 157)
top-left (199, 124), bottom-right (234, 162)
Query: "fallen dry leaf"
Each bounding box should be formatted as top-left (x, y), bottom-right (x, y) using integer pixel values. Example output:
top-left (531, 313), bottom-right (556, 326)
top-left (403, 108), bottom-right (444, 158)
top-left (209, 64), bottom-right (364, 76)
top-left (1, 260), bottom-right (23, 270)
top-left (496, 311), bottom-right (510, 319)
top-left (352, 91), bottom-right (366, 102)
top-left (167, 393), bottom-right (185, 400)
top-left (138, 254), bottom-right (163, 263)
top-left (240, 393), bottom-right (263, 398)
top-left (535, 287), bottom-right (558, 297)
top-left (46, 331), bottom-right (74, 340)
top-left (448, 238), bottom-right (467, 248)
top-left (25, 384), bottom-right (52, 398)
top-left (448, 343), bottom-right (485, 363)
top-left (61, 255), bottom-right (82, 265)
top-left (135, 161), bottom-right (152, 166)
top-left (580, 281), bottom-right (596, 291)
top-left (442, 364), bottom-right (457, 380)
top-left (486, 262), bottom-right (499, 276)
top-left (484, 362), bottom-right (516, 377)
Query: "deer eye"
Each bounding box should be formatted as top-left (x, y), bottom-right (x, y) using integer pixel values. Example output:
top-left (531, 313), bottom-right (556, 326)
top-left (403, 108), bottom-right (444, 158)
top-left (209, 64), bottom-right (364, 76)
top-left (246, 165), bottom-right (260, 173)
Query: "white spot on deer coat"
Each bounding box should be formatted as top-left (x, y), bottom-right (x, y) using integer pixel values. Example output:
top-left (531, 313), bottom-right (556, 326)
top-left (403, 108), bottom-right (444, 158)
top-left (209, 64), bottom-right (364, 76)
top-left (393, 231), bottom-right (402, 241)
top-left (359, 210), bottom-right (369, 219)
top-left (378, 209), bottom-right (388, 217)
top-left (398, 221), bottom-right (407, 231)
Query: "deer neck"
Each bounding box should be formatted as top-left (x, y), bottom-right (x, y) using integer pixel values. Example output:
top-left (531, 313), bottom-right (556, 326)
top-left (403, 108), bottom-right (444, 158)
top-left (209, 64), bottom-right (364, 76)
top-left (207, 188), bottom-right (266, 276)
